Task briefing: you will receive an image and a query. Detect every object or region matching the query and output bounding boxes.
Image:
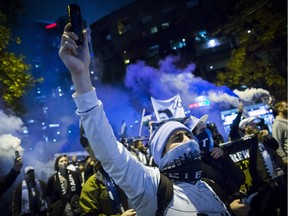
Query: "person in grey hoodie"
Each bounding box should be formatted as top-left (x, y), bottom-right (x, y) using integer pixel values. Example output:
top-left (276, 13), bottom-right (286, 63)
top-left (272, 101), bottom-right (288, 167)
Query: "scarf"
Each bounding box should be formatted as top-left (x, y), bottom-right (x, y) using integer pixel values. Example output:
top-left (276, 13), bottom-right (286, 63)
top-left (159, 140), bottom-right (202, 183)
top-left (56, 171), bottom-right (80, 216)
top-left (195, 129), bottom-right (214, 155)
top-left (258, 142), bottom-right (284, 179)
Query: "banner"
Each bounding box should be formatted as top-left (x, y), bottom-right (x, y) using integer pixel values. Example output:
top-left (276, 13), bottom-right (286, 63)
top-left (151, 94), bottom-right (185, 122)
top-left (220, 135), bottom-right (258, 195)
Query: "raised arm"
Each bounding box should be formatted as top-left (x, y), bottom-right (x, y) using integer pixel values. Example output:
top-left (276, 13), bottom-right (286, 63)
top-left (59, 23), bottom-right (92, 95)
top-left (59, 23), bottom-right (159, 215)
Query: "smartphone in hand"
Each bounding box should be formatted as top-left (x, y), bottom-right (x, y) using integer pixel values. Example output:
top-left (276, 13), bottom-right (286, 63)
top-left (68, 4), bottom-right (83, 45)
top-left (15, 150), bottom-right (20, 158)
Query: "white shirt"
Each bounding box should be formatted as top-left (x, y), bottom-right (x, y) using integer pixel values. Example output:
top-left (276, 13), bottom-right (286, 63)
top-left (73, 89), bottom-right (230, 216)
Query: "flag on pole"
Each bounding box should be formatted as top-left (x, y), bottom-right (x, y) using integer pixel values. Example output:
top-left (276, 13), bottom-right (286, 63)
top-left (119, 120), bottom-right (127, 138)
top-left (151, 94), bottom-right (185, 121)
top-left (139, 108), bottom-right (152, 136)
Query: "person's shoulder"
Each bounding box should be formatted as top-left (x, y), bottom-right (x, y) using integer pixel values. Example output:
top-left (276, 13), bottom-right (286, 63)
top-left (47, 173), bottom-right (56, 182)
top-left (86, 173), bottom-right (97, 183)
top-left (82, 174), bottom-right (101, 190)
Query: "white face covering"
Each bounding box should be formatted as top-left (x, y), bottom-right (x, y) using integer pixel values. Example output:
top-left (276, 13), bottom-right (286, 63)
top-left (159, 140), bottom-right (202, 183)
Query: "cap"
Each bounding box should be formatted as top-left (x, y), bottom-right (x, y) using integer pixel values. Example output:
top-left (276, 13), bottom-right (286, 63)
top-left (24, 166), bottom-right (34, 174)
top-left (239, 117), bottom-right (261, 129)
top-left (184, 114), bottom-right (208, 131)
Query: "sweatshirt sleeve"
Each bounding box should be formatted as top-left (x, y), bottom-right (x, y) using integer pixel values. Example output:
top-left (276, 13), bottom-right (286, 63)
top-left (229, 112), bottom-right (243, 140)
top-left (73, 89), bottom-right (159, 215)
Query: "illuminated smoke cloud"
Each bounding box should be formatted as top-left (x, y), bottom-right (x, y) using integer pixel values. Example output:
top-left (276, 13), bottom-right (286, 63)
top-left (0, 110), bottom-right (54, 184)
top-left (234, 88), bottom-right (271, 103)
top-left (0, 111), bottom-right (24, 170)
top-left (0, 134), bottom-right (23, 159)
top-left (125, 55), bottom-right (271, 108)
top-left (0, 110), bottom-right (24, 135)
top-left (0, 55), bottom-right (272, 185)
top-left (124, 55), bottom-right (271, 138)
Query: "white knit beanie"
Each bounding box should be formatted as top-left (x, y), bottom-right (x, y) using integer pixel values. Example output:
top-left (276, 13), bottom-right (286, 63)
top-left (149, 121), bottom-right (191, 166)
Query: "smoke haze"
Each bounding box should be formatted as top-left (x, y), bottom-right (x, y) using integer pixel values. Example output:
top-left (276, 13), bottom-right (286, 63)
top-left (0, 56), bottom-right (272, 209)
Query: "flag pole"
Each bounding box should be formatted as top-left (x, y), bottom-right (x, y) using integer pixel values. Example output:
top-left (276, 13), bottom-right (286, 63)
top-left (138, 108), bottom-right (145, 137)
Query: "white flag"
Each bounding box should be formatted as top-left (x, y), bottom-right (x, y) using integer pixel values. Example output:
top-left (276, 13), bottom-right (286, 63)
top-left (151, 94), bottom-right (185, 121)
top-left (119, 120), bottom-right (127, 138)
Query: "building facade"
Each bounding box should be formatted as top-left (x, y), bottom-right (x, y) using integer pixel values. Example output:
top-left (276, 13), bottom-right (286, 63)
top-left (90, 0), bottom-right (235, 83)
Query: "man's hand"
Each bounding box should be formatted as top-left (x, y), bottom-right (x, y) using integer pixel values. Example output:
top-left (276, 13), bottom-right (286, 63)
top-left (121, 209), bottom-right (137, 216)
top-left (238, 101), bottom-right (244, 113)
top-left (229, 199), bottom-right (250, 216)
top-left (13, 156), bottom-right (23, 172)
top-left (210, 147), bottom-right (224, 159)
top-left (59, 23), bottom-right (92, 95)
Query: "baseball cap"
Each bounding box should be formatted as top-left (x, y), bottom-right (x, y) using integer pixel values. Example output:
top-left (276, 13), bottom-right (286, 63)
top-left (184, 114), bottom-right (208, 131)
top-left (24, 166), bottom-right (34, 174)
top-left (239, 117), bottom-right (261, 130)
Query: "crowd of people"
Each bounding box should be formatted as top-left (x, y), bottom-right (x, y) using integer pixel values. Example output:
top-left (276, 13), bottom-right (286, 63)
top-left (0, 23), bottom-right (287, 216)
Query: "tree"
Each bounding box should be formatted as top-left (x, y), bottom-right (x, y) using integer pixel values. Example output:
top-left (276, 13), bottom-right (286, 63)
top-left (0, 11), bottom-right (41, 114)
top-left (214, 0), bottom-right (287, 101)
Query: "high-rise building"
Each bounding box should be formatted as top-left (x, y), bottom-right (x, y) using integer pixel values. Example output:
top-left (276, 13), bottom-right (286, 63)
top-left (90, 0), bottom-right (235, 83)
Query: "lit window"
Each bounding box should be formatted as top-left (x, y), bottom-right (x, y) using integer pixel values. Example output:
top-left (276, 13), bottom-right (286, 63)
top-left (195, 30), bottom-right (207, 42)
top-left (142, 15), bottom-right (153, 24)
top-left (206, 39), bottom-right (220, 48)
top-left (118, 18), bottom-right (131, 35)
top-left (150, 26), bottom-right (158, 34)
top-left (170, 39), bottom-right (186, 50)
top-left (123, 50), bottom-right (130, 64)
top-left (162, 22), bottom-right (170, 29)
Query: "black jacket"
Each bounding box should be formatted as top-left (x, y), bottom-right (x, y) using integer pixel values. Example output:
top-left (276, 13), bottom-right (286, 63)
top-left (0, 168), bottom-right (20, 195)
top-left (201, 151), bottom-right (246, 204)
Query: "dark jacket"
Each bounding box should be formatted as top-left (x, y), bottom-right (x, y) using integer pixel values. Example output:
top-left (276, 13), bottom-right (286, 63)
top-left (201, 151), bottom-right (246, 204)
top-left (0, 168), bottom-right (20, 195)
top-left (11, 179), bottom-right (48, 216)
top-left (247, 135), bottom-right (287, 216)
top-left (80, 173), bottom-right (129, 215)
top-left (248, 135), bottom-right (283, 191)
top-left (47, 170), bottom-right (82, 216)
top-left (229, 111), bottom-right (244, 141)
